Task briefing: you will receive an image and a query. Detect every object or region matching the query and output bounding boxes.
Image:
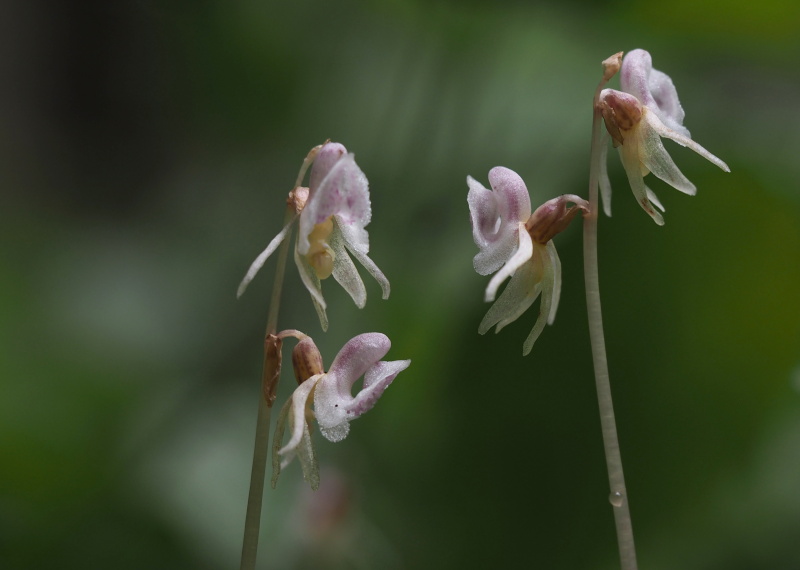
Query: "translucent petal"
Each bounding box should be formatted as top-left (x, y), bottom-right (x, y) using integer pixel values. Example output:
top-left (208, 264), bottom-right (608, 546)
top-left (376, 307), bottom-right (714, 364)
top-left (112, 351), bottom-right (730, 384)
top-left (329, 224), bottom-right (367, 309)
top-left (545, 241), bottom-right (561, 326)
top-left (646, 111), bottom-right (731, 173)
top-left (598, 135), bottom-right (613, 218)
top-left (270, 398), bottom-right (291, 489)
top-left (478, 258), bottom-right (541, 335)
top-left (278, 375), bottom-right (323, 460)
top-left (299, 152), bottom-right (371, 254)
top-left (484, 225), bottom-right (533, 302)
top-left (638, 111), bottom-right (697, 195)
top-left (618, 134), bottom-right (665, 226)
top-left (338, 217), bottom-right (390, 300)
top-left (522, 255), bottom-right (555, 356)
top-left (294, 243), bottom-right (329, 330)
top-left (237, 214), bottom-right (297, 298)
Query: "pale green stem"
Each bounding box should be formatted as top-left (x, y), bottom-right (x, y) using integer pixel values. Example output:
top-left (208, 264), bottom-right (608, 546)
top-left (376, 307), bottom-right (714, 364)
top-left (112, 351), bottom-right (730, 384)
top-left (240, 205), bottom-right (295, 570)
top-left (584, 58), bottom-right (638, 570)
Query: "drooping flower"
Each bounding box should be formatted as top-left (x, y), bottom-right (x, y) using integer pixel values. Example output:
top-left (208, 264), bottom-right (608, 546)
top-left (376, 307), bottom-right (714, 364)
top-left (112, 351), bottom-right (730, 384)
top-left (272, 332), bottom-right (410, 489)
top-left (597, 49), bottom-right (730, 225)
top-left (237, 142), bottom-right (390, 330)
top-left (468, 167), bottom-right (588, 355)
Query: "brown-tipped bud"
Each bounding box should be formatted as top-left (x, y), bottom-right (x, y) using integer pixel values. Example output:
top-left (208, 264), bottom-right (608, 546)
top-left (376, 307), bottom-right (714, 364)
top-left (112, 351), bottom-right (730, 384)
top-left (602, 52), bottom-right (624, 81)
top-left (263, 334), bottom-right (283, 407)
top-left (597, 89), bottom-right (643, 147)
top-left (292, 336), bottom-right (325, 385)
top-left (288, 186), bottom-right (310, 214)
top-left (526, 195), bottom-right (590, 244)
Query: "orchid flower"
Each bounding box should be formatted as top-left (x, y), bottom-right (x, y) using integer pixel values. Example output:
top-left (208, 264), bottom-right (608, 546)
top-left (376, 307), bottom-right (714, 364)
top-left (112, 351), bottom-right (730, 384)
top-left (597, 48), bottom-right (730, 225)
top-left (468, 167), bottom-right (588, 355)
top-left (272, 332), bottom-right (410, 489)
top-left (237, 142), bottom-right (390, 330)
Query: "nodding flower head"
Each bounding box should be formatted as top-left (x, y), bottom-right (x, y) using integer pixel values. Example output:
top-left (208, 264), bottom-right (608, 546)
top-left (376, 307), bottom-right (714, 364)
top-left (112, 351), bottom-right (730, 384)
top-left (237, 142), bottom-right (390, 330)
top-left (272, 332), bottom-right (411, 490)
top-left (598, 49), bottom-right (730, 225)
top-left (467, 167), bottom-right (588, 355)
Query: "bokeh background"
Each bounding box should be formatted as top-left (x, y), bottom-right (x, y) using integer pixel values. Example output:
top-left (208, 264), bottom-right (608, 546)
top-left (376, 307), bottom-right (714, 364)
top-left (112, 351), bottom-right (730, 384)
top-left (2, 0), bottom-right (800, 568)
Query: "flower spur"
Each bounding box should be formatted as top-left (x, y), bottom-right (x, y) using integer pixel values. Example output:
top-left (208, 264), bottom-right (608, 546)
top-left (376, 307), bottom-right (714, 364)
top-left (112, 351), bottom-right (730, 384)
top-left (597, 49), bottom-right (730, 225)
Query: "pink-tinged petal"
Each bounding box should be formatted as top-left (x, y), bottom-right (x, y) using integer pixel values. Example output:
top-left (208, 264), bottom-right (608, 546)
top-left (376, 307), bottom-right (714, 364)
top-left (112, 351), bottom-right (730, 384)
top-left (299, 153), bottom-right (371, 255)
top-left (488, 167), bottom-right (532, 223)
top-left (347, 359), bottom-right (410, 417)
top-left (621, 49), bottom-right (689, 137)
top-left (485, 224), bottom-right (534, 302)
top-left (478, 257), bottom-right (541, 335)
top-left (617, 136), bottom-right (665, 226)
top-left (638, 111), bottom-right (697, 196)
top-left (308, 142), bottom-right (347, 191)
top-left (467, 167), bottom-right (532, 276)
top-left (314, 333), bottom-right (407, 443)
top-left (324, 333), bottom-right (391, 397)
top-left (598, 135), bottom-right (613, 218)
top-left (237, 214), bottom-right (297, 298)
top-left (329, 224), bottom-right (367, 309)
top-left (337, 216), bottom-right (391, 300)
top-left (646, 111), bottom-right (731, 173)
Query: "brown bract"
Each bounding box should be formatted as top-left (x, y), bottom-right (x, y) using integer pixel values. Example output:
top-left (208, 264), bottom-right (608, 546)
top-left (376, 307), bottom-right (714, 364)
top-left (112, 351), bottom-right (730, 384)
top-left (598, 90), bottom-right (643, 146)
top-left (526, 196), bottom-right (590, 245)
top-left (292, 336), bottom-right (325, 385)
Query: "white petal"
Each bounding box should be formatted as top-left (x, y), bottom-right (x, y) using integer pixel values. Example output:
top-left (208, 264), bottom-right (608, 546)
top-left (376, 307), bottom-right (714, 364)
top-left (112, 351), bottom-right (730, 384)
top-left (329, 224), bottom-right (367, 308)
top-left (337, 217), bottom-right (390, 300)
top-left (478, 258), bottom-right (541, 335)
top-left (618, 132), bottom-right (665, 226)
top-left (237, 214), bottom-right (297, 298)
top-left (639, 111), bottom-right (697, 195)
top-left (278, 374), bottom-right (323, 460)
top-left (484, 224), bottom-right (533, 302)
top-left (522, 251), bottom-right (556, 356)
top-left (646, 111), bottom-right (730, 173)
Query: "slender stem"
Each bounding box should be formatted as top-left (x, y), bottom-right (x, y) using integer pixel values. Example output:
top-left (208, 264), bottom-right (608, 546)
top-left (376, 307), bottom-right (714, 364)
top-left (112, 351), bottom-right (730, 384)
top-left (240, 205), bottom-right (295, 570)
top-left (583, 56), bottom-right (638, 570)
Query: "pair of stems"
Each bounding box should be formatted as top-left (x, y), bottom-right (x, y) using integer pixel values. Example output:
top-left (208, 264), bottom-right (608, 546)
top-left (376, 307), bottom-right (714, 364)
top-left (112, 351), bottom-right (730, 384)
top-left (239, 205), bottom-right (295, 570)
top-left (583, 55), bottom-right (638, 570)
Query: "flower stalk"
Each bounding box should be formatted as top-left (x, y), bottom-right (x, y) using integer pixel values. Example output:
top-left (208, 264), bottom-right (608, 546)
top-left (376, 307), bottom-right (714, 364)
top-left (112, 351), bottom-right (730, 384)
top-left (239, 204), bottom-right (295, 570)
top-left (584, 52), bottom-right (638, 570)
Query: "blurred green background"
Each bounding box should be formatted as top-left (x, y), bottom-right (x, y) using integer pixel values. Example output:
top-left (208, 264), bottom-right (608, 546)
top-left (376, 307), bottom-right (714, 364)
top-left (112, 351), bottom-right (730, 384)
top-left (2, 0), bottom-right (800, 568)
